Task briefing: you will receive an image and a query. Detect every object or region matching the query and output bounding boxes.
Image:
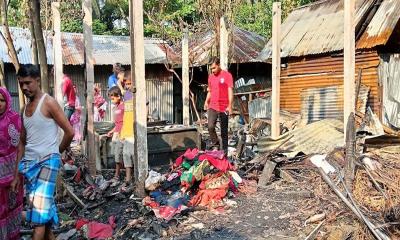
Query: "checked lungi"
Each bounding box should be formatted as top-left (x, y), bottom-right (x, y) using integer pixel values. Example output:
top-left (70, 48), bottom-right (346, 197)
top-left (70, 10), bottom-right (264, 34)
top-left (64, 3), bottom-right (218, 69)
top-left (19, 154), bottom-right (61, 226)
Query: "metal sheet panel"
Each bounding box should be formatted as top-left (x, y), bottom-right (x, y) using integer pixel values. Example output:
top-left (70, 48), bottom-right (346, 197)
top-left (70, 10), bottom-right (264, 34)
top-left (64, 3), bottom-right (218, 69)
top-left (299, 85), bottom-right (370, 125)
top-left (279, 52), bottom-right (380, 116)
top-left (146, 79), bottom-right (174, 123)
top-left (176, 26), bottom-right (266, 66)
top-left (0, 27), bottom-right (178, 65)
top-left (258, 119), bottom-right (344, 156)
top-left (378, 54), bottom-right (400, 128)
top-left (5, 71), bottom-right (20, 112)
top-left (248, 97), bottom-right (272, 120)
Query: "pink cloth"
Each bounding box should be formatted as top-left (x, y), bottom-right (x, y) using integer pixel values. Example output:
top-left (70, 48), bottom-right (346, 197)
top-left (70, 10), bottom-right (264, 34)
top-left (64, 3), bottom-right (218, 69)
top-left (0, 87), bottom-right (22, 185)
top-left (76, 216), bottom-right (116, 239)
top-left (62, 75), bottom-right (76, 107)
top-left (198, 154), bottom-right (233, 172)
top-left (70, 97), bottom-right (82, 143)
top-left (174, 148), bottom-right (199, 167)
top-left (113, 102), bottom-right (124, 133)
top-left (153, 206), bottom-right (182, 221)
top-left (208, 70), bottom-right (233, 112)
top-left (94, 88), bottom-right (106, 121)
top-left (204, 150), bottom-right (225, 159)
top-left (0, 87), bottom-right (23, 240)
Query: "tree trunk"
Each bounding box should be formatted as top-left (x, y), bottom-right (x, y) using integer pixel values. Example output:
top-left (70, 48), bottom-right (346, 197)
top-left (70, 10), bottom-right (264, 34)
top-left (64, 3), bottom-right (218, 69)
top-left (214, 17), bottom-right (220, 57)
top-left (0, 60), bottom-right (5, 87)
top-left (1, 0), bottom-right (24, 107)
top-left (31, 0), bottom-right (49, 93)
top-left (28, 5), bottom-right (39, 65)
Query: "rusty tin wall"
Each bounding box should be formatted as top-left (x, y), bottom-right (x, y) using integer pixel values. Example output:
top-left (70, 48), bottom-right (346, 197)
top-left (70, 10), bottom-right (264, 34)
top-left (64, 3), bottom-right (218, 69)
top-left (280, 51), bottom-right (381, 118)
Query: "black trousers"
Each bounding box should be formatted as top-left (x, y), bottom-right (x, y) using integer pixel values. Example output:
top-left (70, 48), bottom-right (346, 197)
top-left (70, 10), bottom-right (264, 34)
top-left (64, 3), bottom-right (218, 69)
top-left (208, 109), bottom-right (228, 151)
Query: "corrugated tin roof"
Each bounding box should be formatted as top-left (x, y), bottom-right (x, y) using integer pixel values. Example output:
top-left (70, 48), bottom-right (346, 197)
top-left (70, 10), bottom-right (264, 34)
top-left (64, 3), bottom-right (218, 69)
top-left (0, 27), bottom-right (179, 65)
top-left (357, 0), bottom-right (400, 49)
top-left (175, 26), bottom-right (266, 66)
top-left (258, 119), bottom-right (344, 156)
top-left (258, 0), bottom-right (400, 61)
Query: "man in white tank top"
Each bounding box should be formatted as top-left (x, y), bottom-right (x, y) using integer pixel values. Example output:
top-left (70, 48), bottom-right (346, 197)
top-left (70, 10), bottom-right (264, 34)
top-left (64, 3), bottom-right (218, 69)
top-left (15, 65), bottom-right (74, 240)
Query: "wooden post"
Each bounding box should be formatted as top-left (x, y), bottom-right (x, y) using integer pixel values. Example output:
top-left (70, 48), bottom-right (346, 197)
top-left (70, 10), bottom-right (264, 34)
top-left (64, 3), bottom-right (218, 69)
top-left (182, 30), bottom-right (190, 126)
top-left (344, 0), bottom-right (356, 138)
top-left (219, 16), bottom-right (228, 70)
top-left (82, 0), bottom-right (96, 176)
top-left (130, 0), bottom-right (148, 196)
top-left (344, 0), bottom-right (356, 188)
top-left (52, 2), bottom-right (63, 106)
top-left (271, 2), bottom-right (281, 139)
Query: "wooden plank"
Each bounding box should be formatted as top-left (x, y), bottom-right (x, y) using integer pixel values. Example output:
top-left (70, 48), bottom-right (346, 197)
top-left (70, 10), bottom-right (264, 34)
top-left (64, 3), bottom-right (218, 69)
top-left (271, 2), bottom-right (281, 139)
top-left (258, 160), bottom-right (277, 187)
top-left (51, 2), bottom-right (63, 106)
top-left (182, 30), bottom-right (190, 126)
top-left (82, 0), bottom-right (96, 176)
top-left (64, 183), bottom-right (86, 208)
top-left (219, 16), bottom-right (228, 70)
top-left (130, 0), bottom-right (148, 197)
top-left (344, 0), bottom-right (356, 139)
top-left (234, 89), bottom-right (271, 96)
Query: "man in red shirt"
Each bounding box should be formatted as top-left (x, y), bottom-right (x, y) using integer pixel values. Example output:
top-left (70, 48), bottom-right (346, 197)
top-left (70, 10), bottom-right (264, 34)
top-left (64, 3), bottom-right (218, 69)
top-left (62, 74), bottom-right (76, 121)
top-left (204, 57), bottom-right (234, 152)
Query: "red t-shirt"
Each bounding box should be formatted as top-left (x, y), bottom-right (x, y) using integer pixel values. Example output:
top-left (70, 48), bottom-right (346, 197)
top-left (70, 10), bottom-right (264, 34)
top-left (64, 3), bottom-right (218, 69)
top-left (208, 70), bottom-right (233, 112)
top-left (62, 75), bottom-right (76, 107)
top-left (113, 102), bottom-right (124, 133)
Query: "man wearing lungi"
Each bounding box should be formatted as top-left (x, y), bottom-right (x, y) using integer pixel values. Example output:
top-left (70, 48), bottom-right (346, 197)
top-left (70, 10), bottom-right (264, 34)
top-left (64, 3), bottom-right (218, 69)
top-left (16, 64), bottom-right (74, 240)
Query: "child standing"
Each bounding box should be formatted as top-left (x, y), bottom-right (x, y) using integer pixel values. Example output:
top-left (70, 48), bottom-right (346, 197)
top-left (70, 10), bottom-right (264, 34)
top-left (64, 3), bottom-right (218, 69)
top-left (107, 86), bottom-right (124, 186)
top-left (119, 70), bottom-right (135, 192)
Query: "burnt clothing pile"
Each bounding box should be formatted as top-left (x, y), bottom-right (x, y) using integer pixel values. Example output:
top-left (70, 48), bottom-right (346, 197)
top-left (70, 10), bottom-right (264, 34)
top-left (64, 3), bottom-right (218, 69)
top-left (143, 148), bottom-right (244, 221)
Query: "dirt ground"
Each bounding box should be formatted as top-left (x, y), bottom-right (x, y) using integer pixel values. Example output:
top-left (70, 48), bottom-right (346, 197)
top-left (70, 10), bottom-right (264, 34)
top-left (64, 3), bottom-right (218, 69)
top-left (90, 169), bottom-right (358, 240)
top-left (23, 145), bottom-right (397, 240)
top-left (169, 174), bottom-right (353, 240)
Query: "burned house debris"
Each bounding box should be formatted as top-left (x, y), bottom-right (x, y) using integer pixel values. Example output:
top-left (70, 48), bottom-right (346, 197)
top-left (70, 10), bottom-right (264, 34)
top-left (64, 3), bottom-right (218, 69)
top-left (1, 0), bottom-right (400, 240)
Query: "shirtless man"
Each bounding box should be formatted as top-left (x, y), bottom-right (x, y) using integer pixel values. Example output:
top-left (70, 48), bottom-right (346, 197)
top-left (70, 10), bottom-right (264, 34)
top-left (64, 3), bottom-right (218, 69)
top-left (15, 64), bottom-right (74, 240)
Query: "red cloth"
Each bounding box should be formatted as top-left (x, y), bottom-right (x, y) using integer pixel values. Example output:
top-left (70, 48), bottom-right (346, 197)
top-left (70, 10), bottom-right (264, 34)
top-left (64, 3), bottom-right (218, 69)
top-left (174, 148), bottom-right (199, 167)
top-left (189, 187), bottom-right (228, 207)
top-left (208, 70), bottom-right (233, 112)
top-left (184, 148), bottom-right (199, 159)
top-left (76, 216), bottom-right (115, 239)
top-left (198, 154), bottom-right (233, 172)
top-left (153, 206), bottom-right (182, 221)
top-left (113, 102), bottom-right (124, 133)
top-left (75, 218), bottom-right (89, 230)
top-left (143, 196), bottom-right (160, 208)
top-left (62, 75), bottom-right (76, 107)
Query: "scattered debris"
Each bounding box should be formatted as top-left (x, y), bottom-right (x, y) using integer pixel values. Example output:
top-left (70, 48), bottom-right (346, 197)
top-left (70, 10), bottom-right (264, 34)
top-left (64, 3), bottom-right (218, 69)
top-left (51, 105), bottom-right (400, 239)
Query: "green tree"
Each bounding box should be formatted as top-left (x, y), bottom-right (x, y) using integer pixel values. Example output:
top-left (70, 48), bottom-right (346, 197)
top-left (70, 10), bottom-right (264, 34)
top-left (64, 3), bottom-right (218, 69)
top-left (4, 0), bottom-right (317, 38)
top-left (234, 1), bottom-right (272, 38)
top-left (144, 0), bottom-right (198, 41)
top-left (233, 0), bottom-right (317, 38)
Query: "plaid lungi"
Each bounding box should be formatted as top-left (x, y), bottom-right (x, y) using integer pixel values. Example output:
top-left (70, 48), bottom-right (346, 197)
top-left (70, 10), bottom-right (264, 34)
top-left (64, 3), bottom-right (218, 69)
top-left (19, 154), bottom-right (61, 226)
